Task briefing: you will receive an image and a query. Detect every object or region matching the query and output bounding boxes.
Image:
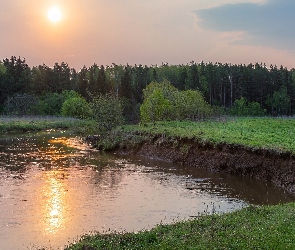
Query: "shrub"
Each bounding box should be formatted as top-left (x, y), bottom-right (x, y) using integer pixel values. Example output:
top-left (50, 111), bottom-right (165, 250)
top-left (61, 96), bottom-right (92, 119)
top-left (140, 80), bottom-right (212, 122)
top-left (140, 89), bottom-right (172, 122)
top-left (174, 90), bottom-right (212, 120)
top-left (90, 94), bottom-right (124, 132)
top-left (230, 97), bottom-right (266, 116)
top-left (30, 90), bottom-right (82, 116)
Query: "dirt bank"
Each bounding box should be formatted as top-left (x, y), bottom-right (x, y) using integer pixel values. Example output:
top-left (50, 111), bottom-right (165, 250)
top-left (87, 134), bottom-right (295, 194)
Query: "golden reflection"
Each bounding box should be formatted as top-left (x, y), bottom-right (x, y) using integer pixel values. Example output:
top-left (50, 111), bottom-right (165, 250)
top-left (48, 137), bottom-right (91, 151)
top-left (43, 171), bottom-right (67, 235)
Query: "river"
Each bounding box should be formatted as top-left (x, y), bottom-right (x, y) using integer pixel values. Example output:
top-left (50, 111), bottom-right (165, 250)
top-left (0, 131), bottom-right (294, 249)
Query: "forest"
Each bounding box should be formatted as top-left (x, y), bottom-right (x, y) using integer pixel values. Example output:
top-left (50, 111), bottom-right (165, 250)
top-left (0, 56), bottom-right (295, 122)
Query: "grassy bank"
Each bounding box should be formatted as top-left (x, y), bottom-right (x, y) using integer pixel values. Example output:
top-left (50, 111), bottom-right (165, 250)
top-left (66, 202), bottom-right (295, 249)
top-left (0, 116), bottom-right (97, 135)
top-left (102, 117), bottom-right (295, 153)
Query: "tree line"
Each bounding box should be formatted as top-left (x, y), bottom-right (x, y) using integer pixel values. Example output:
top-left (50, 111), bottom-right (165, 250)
top-left (0, 56), bottom-right (295, 120)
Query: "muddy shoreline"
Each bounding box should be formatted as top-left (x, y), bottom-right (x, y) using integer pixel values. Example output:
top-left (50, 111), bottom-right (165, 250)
top-left (87, 134), bottom-right (295, 194)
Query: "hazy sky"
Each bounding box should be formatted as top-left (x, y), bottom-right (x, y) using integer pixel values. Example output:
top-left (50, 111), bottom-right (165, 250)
top-left (1, 0), bottom-right (294, 69)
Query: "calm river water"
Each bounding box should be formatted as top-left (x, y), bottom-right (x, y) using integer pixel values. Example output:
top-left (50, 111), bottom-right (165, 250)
top-left (0, 131), bottom-right (294, 249)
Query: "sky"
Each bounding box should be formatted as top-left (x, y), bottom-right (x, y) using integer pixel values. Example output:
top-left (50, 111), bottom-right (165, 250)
top-left (1, 0), bottom-right (294, 70)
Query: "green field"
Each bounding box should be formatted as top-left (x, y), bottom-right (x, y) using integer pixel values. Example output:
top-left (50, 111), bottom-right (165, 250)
top-left (120, 117), bottom-right (295, 153)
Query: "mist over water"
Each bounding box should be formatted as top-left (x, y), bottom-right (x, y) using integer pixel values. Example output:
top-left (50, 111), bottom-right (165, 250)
top-left (0, 131), bottom-right (294, 249)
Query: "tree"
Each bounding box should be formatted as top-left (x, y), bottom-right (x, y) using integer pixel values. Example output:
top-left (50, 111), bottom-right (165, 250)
top-left (230, 97), bottom-right (266, 116)
top-left (140, 89), bottom-right (172, 122)
top-left (267, 86), bottom-right (290, 116)
top-left (0, 62), bottom-right (7, 109)
top-left (140, 80), bottom-right (211, 122)
top-left (62, 96), bottom-right (92, 119)
top-left (174, 90), bottom-right (212, 120)
top-left (120, 66), bottom-right (133, 100)
top-left (185, 61), bottom-right (199, 90)
top-left (143, 79), bottom-right (178, 101)
top-left (2, 56), bottom-right (31, 96)
top-left (90, 94), bottom-right (124, 132)
top-left (76, 66), bottom-right (89, 100)
top-left (3, 93), bottom-right (37, 115)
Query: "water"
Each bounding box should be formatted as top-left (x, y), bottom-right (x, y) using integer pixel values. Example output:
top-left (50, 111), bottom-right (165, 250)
top-left (0, 131), bottom-right (294, 249)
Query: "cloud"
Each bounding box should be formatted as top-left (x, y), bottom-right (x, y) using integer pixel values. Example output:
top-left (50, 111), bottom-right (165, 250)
top-left (194, 0), bottom-right (295, 50)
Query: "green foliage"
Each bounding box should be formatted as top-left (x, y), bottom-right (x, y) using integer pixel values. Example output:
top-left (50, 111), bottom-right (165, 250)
top-left (140, 89), bottom-right (172, 122)
top-left (174, 90), bottom-right (212, 120)
top-left (61, 90), bottom-right (81, 100)
top-left (140, 80), bottom-right (212, 122)
top-left (29, 90), bottom-right (81, 116)
top-left (0, 62), bottom-right (6, 76)
top-left (143, 79), bottom-right (178, 100)
top-left (267, 86), bottom-right (290, 116)
top-left (3, 93), bottom-right (38, 115)
top-left (61, 96), bottom-right (92, 119)
top-left (36, 92), bottom-right (64, 115)
top-left (230, 97), bottom-right (266, 116)
top-left (90, 94), bottom-right (124, 132)
top-left (2, 57), bottom-right (295, 117)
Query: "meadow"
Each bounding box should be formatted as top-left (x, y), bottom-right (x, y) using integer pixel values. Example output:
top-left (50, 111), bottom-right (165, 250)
top-left (120, 117), bottom-right (295, 153)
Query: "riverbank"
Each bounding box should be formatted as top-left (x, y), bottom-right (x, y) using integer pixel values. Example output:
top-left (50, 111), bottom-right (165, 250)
top-left (87, 117), bottom-right (295, 193)
top-left (66, 202), bottom-right (295, 249)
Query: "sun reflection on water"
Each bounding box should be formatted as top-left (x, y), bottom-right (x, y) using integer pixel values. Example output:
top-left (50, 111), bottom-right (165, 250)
top-left (43, 171), bottom-right (67, 235)
top-left (38, 136), bottom-right (91, 236)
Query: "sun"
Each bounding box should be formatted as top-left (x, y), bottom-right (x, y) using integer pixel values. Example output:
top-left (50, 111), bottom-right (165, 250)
top-left (48, 6), bottom-right (62, 22)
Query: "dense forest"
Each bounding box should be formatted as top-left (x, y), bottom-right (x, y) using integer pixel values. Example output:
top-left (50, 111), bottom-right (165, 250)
top-left (0, 56), bottom-right (294, 121)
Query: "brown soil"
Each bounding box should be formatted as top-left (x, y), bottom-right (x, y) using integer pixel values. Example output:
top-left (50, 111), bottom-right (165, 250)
top-left (109, 135), bottom-right (295, 194)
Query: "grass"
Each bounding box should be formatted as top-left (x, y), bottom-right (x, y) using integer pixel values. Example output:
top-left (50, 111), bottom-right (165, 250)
top-left (0, 115), bottom-right (97, 135)
top-left (118, 117), bottom-right (295, 153)
top-left (65, 202), bottom-right (295, 249)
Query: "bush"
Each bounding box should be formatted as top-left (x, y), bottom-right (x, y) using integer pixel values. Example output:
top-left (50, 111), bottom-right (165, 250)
top-left (90, 94), bottom-right (124, 132)
top-left (174, 90), bottom-right (212, 120)
top-left (230, 97), bottom-right (266, 116)
top-left (140, 89), bottom-right (172, 122)
top-left (30, 90), bottom-right (82, 116)
top-left (61, 96), bottom-right (92, 119)
top-left (140, 80), bottom-right (212, 122)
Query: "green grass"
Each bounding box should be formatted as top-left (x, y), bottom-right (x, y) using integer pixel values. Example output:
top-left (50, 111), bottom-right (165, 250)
top-left (119, 117), bottom-right (295, 153)
top-left (0, 116), bottom-right (97, 135)
top-left (66, 202), bottom-right (295, 249)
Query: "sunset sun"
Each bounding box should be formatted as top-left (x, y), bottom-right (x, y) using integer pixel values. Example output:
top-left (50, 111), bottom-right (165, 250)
top-left (48, 7), bottom-right (62, 22)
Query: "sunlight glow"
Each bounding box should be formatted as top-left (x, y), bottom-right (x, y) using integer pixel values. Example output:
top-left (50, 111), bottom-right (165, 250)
top-left (44, 172), bottom-right (66, 234)
top-left (48, 7), bottom-right (62, 22)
